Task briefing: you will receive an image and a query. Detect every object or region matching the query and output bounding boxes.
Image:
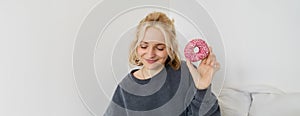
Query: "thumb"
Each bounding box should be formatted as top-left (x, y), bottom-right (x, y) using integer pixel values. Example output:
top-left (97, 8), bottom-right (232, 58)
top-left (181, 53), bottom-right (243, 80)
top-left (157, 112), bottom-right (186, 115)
top-left (186, 60), bottom-right (193, 69)
top-left (186, 60), bottom-right (197, 73)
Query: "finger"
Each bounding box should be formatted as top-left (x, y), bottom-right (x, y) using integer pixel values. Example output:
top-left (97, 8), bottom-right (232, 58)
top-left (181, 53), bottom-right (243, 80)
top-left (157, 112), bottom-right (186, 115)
top-left (209, 46), bottom-right (213, 53)
top-left (186, 60), bottom-right (194, 69)
top-left (186, 59), bottom-right (191, 66)
top-left (210, 59), bottom-right (216, 67)
top-left (205, 47), bottom-right (213, 64)
top-left (186, 60), bottom-right (199, 74)
top-left (206, 53), bottom-right (216, 65)
top-left (214, 62), bottom-right (221, 71)
top-left (209, 54), bottom-right (217, 66)
top-left (205, 56), bottom-right (211, 65)
top-left (200, 58), bottom-right (208, 65)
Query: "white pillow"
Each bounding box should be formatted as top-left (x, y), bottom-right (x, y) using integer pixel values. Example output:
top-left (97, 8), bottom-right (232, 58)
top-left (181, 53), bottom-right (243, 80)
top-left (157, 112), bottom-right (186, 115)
top-left (249, 93), bottom-right (300, 116)
top-left (241, 85), bottom-right (284, 94)
top-left (218, 88), bottom-right (251, 116)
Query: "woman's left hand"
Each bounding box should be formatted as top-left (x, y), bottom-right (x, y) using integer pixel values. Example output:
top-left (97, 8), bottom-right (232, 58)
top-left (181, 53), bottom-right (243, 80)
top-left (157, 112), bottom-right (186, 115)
top-left (186, 47), bottom-right (220, 90)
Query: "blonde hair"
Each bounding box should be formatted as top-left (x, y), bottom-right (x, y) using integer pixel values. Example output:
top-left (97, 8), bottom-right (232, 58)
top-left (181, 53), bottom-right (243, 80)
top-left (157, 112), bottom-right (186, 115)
top-left (128, 12), bottom-right (181, 70)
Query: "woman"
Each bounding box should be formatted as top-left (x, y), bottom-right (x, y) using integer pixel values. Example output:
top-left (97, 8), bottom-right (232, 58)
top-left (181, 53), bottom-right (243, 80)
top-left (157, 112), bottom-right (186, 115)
top-left (104, 12), bottom-right (221, 116)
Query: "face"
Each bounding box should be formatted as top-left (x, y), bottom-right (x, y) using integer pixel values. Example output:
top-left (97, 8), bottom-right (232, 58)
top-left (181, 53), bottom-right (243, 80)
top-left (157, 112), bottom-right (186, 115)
top-left (137, 27), bottom-right (168, 70)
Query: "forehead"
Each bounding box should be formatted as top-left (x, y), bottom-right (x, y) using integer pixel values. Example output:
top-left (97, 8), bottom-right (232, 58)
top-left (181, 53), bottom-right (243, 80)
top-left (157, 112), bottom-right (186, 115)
top-left (140, 41), bottom-right (165, 46)
top-left (142, 27), bottom-right (165, 44)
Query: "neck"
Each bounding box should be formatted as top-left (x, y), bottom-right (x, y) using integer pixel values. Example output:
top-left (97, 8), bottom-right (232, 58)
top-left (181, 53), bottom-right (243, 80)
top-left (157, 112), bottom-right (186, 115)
top-left (141, 65), bottom-right (164, 79)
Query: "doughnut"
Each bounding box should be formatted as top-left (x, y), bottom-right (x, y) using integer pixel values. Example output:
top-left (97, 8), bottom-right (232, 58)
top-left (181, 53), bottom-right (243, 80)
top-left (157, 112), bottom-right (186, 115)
top-left (184, 39), bottom-right (209, 62)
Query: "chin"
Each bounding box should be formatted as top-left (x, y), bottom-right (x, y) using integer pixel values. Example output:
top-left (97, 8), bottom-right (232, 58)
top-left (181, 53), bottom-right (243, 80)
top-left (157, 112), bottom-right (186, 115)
top-left (144, 62), bottom-right (165, 70)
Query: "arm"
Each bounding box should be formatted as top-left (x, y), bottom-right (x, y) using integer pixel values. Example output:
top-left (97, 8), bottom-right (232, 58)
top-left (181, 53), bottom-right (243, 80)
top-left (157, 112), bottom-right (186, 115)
top-left (183, 47), bottom-right (221, 116)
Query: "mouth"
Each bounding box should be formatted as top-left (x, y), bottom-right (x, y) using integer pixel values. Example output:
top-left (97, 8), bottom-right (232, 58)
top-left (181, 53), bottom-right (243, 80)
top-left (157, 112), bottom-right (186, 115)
top-left (145, 59), bottom-right (157, 64)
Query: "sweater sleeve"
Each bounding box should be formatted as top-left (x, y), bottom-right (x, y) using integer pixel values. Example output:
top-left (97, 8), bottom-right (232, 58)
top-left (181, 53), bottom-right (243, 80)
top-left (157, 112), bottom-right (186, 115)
top-left (180, 86), bottom-right (221, 116)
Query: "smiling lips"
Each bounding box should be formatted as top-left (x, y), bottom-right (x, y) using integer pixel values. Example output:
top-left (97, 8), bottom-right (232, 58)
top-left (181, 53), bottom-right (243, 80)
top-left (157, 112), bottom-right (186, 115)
top-left (145, 59), bottom-right (157, 64)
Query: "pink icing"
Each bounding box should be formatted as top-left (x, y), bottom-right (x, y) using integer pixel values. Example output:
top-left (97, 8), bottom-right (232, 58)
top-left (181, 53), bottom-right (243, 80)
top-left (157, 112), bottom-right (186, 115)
top-left (184, 39), bottom-right (209, 62)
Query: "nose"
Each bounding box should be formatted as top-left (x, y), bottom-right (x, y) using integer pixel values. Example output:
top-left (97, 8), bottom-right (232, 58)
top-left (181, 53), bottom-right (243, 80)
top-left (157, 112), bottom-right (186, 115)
top-left (146, 47), bottom-right (156, 58)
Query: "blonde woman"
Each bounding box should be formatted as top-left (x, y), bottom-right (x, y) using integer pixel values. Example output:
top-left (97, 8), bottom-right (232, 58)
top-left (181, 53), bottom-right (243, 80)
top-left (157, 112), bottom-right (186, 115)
top-left (105, 12), bottom-right (221, 116)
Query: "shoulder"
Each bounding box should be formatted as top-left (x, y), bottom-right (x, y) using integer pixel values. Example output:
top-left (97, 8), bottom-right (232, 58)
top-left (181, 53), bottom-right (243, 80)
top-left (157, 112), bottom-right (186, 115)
top-left (179, 60), bottom-right (190, 73)
top-left (179, 60), bottom-right (195, 85)
top-left (180, 60), bottom-right (187, 68)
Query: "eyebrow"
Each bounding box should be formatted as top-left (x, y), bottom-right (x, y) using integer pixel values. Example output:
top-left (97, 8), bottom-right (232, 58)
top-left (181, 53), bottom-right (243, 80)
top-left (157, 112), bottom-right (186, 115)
top-left (140, 41), bottom-right (166, 46)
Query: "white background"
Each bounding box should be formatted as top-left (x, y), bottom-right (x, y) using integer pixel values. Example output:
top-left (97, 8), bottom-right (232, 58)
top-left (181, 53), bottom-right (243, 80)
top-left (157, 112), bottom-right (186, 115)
top-left (1, 0), bottom-right (299, 115)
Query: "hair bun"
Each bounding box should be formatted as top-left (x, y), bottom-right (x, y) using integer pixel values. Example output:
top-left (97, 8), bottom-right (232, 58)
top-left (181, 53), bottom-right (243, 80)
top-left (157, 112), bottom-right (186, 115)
top-left (140, 12), bottom-right (174, 26)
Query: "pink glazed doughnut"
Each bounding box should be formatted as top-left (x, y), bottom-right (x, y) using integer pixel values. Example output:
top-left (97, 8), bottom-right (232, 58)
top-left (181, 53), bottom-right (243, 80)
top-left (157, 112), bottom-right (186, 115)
top-left (184, 39), bottom-right (209, 62)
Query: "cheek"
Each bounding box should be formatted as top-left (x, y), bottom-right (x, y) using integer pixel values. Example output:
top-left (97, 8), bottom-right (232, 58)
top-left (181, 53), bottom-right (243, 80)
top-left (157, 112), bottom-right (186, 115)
top-left (136, 48), bottom-right (146, 56)
top-left (158, 51), bottom-right (168, 59)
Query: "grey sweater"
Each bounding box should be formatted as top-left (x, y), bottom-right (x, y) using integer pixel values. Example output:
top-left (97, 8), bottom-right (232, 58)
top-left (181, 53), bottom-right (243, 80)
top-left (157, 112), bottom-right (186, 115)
top-left (104, 61), bottom-right (220, 116)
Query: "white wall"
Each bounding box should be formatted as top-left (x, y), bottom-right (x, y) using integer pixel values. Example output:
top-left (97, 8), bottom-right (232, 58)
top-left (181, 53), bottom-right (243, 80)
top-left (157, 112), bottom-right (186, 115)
top-left (0, 0), bottom-right (101, 115)
top-left (1, 0), bottom-right (300, 116)
top-left (197, 0), bottom-right (300, 92)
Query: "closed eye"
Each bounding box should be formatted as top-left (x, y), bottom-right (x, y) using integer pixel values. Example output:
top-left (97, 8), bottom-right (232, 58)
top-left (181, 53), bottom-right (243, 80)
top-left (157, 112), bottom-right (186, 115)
top-left (140, 45), bottom-right (147, 49)
top-left (156, 45), bottom-right (165, 51)
top-left (157, 47), bottom-right (164, 51)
